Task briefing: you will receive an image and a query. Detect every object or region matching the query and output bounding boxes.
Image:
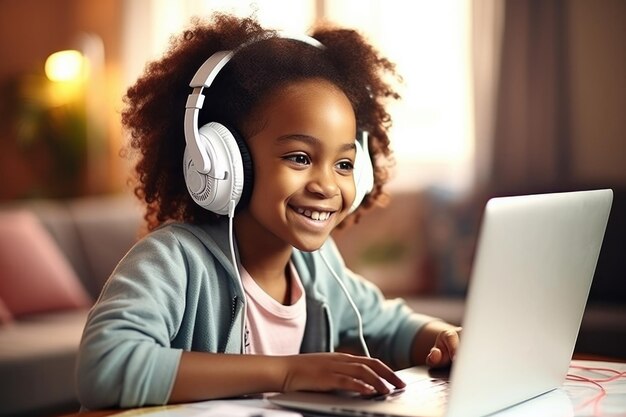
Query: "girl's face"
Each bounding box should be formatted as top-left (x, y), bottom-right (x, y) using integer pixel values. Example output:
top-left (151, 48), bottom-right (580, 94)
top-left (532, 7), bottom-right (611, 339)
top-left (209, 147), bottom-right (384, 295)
top-left (240, 78), bottom-right (357, 252)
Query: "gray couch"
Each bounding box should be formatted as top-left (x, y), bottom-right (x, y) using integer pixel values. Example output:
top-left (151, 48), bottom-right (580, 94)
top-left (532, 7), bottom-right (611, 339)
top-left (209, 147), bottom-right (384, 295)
top-left (0, 191), bottom-right (623, 417)
top-left (0, 195), bottom-right (143, 417)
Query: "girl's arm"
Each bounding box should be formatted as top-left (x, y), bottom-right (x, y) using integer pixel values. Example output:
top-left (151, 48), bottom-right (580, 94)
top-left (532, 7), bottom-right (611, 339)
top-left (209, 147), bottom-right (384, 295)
top-left (171, 321), bottom-right (460, 405)
top-left (169, 351), bottom-right (405, 403)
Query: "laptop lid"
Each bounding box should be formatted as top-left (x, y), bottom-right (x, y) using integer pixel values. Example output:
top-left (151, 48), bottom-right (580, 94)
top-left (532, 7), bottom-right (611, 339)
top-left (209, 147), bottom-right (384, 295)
top-left (270, 189), bottom-right (613, 417)
top-left (445, 188), bottom-right (612, 417)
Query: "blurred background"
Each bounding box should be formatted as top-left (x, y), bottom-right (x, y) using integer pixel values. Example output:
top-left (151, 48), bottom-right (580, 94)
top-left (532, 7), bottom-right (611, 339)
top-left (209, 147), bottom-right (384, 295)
top-left (0, 0), bottom-right (624, 415)
top-left (2, 0), bottom-right (623, 299)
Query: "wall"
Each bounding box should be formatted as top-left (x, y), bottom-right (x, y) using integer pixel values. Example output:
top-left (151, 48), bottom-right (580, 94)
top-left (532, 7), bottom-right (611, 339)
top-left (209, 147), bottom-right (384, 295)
top-left (0, 0), bottom-right (126, 200)
top-left (568, 0), bottom-right (626, 184)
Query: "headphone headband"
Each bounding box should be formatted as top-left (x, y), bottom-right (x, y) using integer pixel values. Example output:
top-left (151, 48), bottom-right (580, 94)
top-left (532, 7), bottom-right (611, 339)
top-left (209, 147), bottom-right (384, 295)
top-left (189, 32), bottom-right (324, 91)
top-left (185, 33), bottom-right (324, 174)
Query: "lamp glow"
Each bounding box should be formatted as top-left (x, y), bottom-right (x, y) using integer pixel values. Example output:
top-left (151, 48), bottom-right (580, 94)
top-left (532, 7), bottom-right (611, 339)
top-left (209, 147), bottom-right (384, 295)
top-left (45, 50), bottom-right (85, 82)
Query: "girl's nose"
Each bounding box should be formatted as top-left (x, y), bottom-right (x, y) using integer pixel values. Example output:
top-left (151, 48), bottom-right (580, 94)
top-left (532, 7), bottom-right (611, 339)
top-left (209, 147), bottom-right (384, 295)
top-left (306, 167), bottom-right (340, 198)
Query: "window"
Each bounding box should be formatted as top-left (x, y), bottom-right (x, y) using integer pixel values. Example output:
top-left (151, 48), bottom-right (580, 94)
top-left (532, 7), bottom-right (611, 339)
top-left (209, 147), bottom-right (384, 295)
top-left (124, 0), bottom-right (474, 193)
top-left (324, 1), bottom-right (474, 193)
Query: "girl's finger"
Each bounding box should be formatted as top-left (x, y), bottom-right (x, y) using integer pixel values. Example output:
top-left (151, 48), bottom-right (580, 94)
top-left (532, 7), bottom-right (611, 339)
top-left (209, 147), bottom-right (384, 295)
top-left (426, 347), bottom-right (443, 366)
top-left (438, 329), bottom-right (460, 361)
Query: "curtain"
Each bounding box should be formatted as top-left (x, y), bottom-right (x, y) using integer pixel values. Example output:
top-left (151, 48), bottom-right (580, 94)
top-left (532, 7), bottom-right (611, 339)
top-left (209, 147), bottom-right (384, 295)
top-left (479, 0), bottom-right (571, 195)
top-left (477, 0), bottom-right (626, 304)
top-left (471, 0), bottom-right (504, 190)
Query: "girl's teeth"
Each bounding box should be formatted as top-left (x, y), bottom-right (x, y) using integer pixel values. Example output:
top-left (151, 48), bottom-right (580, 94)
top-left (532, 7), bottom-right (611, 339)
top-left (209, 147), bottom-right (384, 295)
top-left (295, 207), bottom-right (330, 221)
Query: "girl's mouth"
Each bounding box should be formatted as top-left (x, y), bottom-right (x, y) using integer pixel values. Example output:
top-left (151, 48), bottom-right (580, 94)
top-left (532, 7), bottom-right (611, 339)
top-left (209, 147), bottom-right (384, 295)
top-left (295, 207), bottom-right (333, 222)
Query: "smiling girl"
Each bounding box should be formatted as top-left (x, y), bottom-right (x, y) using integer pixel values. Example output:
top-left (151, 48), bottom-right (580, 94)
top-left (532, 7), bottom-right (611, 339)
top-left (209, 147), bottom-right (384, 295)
top-left (76, 13), bottom-right (460, 410)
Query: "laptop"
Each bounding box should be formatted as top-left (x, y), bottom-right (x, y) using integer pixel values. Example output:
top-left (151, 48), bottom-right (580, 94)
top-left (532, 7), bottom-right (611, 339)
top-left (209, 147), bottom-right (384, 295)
top-left (269, 189), bottom-right (613, 417)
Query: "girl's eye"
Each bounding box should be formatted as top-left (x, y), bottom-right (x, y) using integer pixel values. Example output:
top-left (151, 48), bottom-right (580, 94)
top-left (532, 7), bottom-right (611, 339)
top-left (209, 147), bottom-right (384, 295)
top-left (284, 154), bottom-right (311, 165)
top-left (336, 160), bottom-right (354, 172)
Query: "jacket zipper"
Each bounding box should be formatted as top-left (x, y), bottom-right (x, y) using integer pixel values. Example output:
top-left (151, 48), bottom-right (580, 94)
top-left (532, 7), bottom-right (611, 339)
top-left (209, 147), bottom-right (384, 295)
top-left (223, 295), bottom-right (239, 352)
top-left (231, 295), bottom-right (238, 325)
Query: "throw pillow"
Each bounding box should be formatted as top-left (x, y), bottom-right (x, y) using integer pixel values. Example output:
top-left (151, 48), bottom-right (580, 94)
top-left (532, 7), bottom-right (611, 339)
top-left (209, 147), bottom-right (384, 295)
top-left (0, 297), bottom-right (12, 324)
top-left (0, 209), bottom-right (92, 317)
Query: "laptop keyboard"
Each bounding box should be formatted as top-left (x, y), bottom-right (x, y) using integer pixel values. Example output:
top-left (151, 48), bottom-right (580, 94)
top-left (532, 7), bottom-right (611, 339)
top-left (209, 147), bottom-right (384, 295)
top-left (362, 378), bottom-right (450, 407)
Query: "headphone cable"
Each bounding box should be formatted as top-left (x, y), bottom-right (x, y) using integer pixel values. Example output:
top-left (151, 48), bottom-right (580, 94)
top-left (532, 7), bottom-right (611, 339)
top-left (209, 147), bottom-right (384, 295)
top-left (320, 251), bottom-right (371, 358)
top-left (227, 200), bottom-right (248, 354)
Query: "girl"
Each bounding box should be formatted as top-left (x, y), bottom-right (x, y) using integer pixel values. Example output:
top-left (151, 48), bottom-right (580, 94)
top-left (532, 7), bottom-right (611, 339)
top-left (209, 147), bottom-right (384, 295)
top-left (76, 13), bottom-right (461, 410)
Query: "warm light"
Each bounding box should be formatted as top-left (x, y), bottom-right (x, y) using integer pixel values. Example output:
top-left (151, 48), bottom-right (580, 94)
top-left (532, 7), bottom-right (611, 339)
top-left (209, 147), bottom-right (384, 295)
top-left (45, 50), bottom-right (85, 82)
top-left (324, 1), bottom-right (475, 193)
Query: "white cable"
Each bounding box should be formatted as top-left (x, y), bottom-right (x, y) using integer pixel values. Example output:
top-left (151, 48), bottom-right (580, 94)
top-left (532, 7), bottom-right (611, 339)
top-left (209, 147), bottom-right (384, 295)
top-left (227, 200), bottom-right (247, 354)
top-left (320, 252), bottom-right (371, 358)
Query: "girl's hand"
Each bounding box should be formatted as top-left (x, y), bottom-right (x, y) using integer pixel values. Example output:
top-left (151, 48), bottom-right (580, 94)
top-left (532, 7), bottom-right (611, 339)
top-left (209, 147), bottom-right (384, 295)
top-left (278, 353), bottom-right (406, 395)
top-left (425, 327), bottom-right (462, 368)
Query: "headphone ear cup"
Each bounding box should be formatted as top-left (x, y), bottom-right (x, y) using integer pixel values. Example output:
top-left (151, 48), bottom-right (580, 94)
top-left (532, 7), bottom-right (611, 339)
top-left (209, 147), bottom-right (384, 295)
top-left (229, 126), bottom-right (254, 210)
top-left (183, 122), bottom-right (252, 215)
top-left (184, 145), bottom-right (216, 208)
top-left (350, 138), bottom-right (374, 213)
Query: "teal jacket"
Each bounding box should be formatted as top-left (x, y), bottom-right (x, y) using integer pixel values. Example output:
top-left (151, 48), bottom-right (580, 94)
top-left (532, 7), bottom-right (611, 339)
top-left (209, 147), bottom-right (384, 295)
top-left (76, 221), bottom-right (436, 410)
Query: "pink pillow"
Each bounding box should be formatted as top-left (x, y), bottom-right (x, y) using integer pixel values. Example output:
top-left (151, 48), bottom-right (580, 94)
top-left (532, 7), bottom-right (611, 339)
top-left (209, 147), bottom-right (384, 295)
top-left (0, 210), bottom-right (92, 317)
top-left (0, 297), bottom-right (13, 324)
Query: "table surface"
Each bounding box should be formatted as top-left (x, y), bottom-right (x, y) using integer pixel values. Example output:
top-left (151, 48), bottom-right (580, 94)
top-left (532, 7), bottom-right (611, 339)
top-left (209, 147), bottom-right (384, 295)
top-left (62, 359), bottom-right (626, 417)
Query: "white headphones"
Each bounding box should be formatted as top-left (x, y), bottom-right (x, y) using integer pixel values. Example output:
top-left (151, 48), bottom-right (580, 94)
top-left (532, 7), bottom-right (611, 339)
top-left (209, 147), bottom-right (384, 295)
top-left (183, 34), bottom-right (374, 216)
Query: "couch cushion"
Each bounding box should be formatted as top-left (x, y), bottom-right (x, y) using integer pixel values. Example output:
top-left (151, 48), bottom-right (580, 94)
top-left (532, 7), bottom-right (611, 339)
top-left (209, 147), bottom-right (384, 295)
top-left (66, 195), bottom-right (144, 297)
top-left (0, 309), bottom-right (88, 415)
top-left (0, 210), bottom-right (91, 317)
top-left (27, 200), bottom-right (94, 297)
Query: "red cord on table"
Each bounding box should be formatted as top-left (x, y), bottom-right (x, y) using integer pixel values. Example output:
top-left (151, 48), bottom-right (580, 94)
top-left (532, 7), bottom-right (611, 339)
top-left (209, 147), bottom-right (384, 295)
top-left (566, 364), bottom-right (626, 416)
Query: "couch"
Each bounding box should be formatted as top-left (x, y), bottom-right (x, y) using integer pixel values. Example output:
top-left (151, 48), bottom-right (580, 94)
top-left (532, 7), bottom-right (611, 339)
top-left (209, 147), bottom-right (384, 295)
top-left (0, 195), bottom-right (143, 417)
top-left (0, 190), bottom-right (624, 417)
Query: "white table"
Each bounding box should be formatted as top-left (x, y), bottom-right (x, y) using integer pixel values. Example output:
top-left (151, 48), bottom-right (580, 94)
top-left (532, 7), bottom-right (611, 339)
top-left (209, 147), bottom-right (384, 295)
top-left (104, 360), bottom-right (626, 417)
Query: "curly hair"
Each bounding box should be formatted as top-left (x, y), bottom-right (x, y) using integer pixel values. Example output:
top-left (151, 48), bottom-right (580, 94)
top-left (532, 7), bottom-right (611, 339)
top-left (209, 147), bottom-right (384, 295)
top-left (122, 13), bottom-right (400, 230)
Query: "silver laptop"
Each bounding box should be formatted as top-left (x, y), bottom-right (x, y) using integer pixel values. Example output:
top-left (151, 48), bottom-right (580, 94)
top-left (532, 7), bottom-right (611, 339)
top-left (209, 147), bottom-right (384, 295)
top-left (269, 189), bottom-right (613, 417)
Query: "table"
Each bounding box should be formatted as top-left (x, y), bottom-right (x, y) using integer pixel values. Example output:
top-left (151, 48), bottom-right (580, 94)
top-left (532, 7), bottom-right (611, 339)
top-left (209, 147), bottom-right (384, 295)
top-left (62, 360), bottom-right (626, 417)
top-left (560, 360), bottom-right (626, 416)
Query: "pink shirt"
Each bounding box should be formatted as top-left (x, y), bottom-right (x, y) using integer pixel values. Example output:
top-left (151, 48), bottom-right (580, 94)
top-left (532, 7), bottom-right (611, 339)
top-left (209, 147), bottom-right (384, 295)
top-left (240, 262), bottom-right (307, 355)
